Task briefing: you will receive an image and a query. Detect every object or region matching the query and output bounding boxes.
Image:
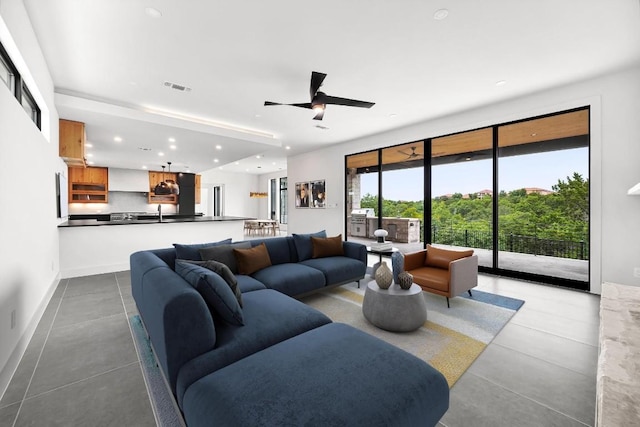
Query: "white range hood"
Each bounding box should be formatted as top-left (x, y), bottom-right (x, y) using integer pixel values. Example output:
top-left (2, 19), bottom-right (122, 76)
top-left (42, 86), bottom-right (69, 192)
top-left (108, 168), bottom-right (149, 192)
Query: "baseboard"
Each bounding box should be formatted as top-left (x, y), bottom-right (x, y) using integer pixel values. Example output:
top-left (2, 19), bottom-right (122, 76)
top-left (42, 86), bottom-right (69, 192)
top-left (0, 273), bottom-right (60, 402)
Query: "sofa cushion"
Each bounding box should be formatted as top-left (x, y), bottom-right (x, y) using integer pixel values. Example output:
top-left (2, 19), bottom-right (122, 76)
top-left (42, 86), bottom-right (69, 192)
top-left (301, 256), bottom-right (366, 286)
top-left (181, 323), bottom-right (449, 427)
top-left (252, 263), bottom-right (326, 297)
top-left (178, 259), bottom-right (243, 307)
top-left (175, 289), bottom-right (332, 407)
top-left (199, 242), bottom-right (251, 274)
top-left (292, 230), bottom-right (326, 261)
top-left (173, 238), bottom-right (232, 261)
top-left (311, 234), bottom-right (344, 258)
top-left (425, 244), bottom-right (474, 269)
top-left (256, 237), bottom-right (295, 265)
top-left (236, 275), bottom-right (268, 293)
top-left (175, 261), bottom-right (244, 326)
top-left (234, 243), bottom-right (272, 275)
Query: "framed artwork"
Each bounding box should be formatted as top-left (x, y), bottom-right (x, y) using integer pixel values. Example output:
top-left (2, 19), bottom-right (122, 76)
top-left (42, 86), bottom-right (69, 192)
top-left (310, 180), bottom-right (326, 208)
top-left (295, 182), bottom-right (310, 208)
top-left (295, 180), bottom-right (326, 208)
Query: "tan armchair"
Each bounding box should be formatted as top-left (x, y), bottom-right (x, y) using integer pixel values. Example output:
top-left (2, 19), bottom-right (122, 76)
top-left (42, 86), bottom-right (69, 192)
top-left (391, 244), bottom-right (478, 307)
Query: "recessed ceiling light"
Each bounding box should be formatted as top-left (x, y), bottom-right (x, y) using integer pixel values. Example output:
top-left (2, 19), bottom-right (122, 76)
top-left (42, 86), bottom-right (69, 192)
top-left (235, 162), bottom-right (240, 165)
top-left (87, 161), bottom-right (95, 165)
top-left (86, 153), bottom-right (93, 158)
top-left (145, 7), bottom-right (162, 18)
top-left (158, 152), bottom-right (165, 156)
top-left (433, 9), bottom-right (449, 20)
top-left (255, 114), bottom-right (261, 118)
top-left (495, 80), bottom-right (507, 86)
top-left (85, 143), bottom-right (93, 148)
top-left (142, 165), bottom-right (148, 169)
top-left (389, 114), bottom-right (398, 118)
top-left (114, 136), bottom-right (122, 142)
top-left (285, 146), bottom-right (291, 150)
top-left (214, 159), bottom-right (219, 163)
top-left (168, 137), bottom-right (176, 142)
top-left (256, 155), bottom-right (261, 159)
top-left (272, 162), bottom-right (276, 165)
top-left (215, 145), bottom-right (222, 150)
top-left (169, 145), bottom-right (177, 150)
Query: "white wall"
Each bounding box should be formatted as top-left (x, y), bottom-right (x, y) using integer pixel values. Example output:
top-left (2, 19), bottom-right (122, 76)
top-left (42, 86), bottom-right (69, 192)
top-left (0, 0), bottom-right (63, 399)
top-left (198, 169), bottom-right (260, 218)
top-left (288, 65), bottom-right (640, 294)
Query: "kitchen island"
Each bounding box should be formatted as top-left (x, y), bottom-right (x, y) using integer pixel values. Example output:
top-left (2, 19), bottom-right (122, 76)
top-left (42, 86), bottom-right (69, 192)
top-left (58, 216), bottom-right (250, 278)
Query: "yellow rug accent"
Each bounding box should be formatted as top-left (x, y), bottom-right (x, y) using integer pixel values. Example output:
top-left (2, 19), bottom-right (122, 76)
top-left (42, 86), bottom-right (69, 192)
top-left (304, 286), bottom-right (502, 388)
top-left (424, 320), bottom-right (486, 387)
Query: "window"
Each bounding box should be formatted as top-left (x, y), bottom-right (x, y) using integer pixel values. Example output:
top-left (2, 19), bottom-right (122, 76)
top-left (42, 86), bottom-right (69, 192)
top-left (345, 107), bottom-right (590, 291)
top-left (21, 83), bottom-right (40, 127)
top-left (0, 41), bottom-right (41, 129)
top-left (0, 44), bottom-right (16, 93)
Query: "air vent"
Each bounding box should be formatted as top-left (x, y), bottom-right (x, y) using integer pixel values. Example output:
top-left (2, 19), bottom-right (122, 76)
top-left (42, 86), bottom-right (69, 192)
top-left (163, 81), bottom-right (192, 92)
top-left (138, 147), bottom-right (152, 151)
top-left (315, 125), bottom-right (330, 130)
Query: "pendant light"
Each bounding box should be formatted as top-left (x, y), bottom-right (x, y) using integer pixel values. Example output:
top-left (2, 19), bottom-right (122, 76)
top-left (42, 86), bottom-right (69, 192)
top-left (154, 165), bottom-right (172, 195)
top-left (166, 162), bottom-right (180, 195)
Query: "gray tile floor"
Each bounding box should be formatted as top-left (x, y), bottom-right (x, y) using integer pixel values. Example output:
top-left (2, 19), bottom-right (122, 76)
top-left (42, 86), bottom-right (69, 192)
top-left (0, 268), bottom-right (599, 426)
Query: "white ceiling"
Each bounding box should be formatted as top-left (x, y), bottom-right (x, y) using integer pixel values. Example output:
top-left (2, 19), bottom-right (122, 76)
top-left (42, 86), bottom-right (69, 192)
top-left (23, 0), bottom-right (640, 174)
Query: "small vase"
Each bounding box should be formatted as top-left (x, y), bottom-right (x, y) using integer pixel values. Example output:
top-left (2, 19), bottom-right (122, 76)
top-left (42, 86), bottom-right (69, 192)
top-left (398, 271), bottom-right (413, 290)
top-left (375, 261), bottom-right (393, 289)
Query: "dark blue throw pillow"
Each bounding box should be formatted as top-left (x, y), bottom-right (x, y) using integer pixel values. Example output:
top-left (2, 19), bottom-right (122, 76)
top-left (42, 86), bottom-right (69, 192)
top-left (173, 238), bottom-right (232, 261)
top-left (292, 230), bottom-right (327, 261)
top-left (175, 260), bottom-right (244, 326)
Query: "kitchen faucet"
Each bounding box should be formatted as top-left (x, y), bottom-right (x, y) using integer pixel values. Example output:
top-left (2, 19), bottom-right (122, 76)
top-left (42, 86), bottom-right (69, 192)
top-left (157, 204), bottom-right (162, 222)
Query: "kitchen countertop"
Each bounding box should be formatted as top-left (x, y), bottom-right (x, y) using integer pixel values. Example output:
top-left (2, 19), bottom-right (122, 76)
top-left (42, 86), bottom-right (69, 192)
top-left (58, 215), bottom-right (252, 227)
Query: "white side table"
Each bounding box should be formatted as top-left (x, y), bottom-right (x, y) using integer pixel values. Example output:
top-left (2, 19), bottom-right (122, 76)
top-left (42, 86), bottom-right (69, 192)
top-left (362, 281), bottom-right (427, 332)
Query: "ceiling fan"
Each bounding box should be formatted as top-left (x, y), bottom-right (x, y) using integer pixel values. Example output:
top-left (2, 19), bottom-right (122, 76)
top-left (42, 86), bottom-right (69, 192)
top-left (264, 71), bottom-right (375, 120)
top-left (398, 146), bottom-right (423, 160)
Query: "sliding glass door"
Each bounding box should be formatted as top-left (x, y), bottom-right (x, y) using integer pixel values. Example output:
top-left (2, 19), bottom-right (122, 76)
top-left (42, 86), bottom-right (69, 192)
top-left (497, 109), bottom-right (589, 282)
top-left (344, 107), bottom-right (590, 290)
top-left (431, 129), bottom-right (493, 268)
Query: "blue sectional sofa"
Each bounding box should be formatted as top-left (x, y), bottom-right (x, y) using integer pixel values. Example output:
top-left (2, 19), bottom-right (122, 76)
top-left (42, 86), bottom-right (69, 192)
top-left (130, 233), bottom-right (449, 426)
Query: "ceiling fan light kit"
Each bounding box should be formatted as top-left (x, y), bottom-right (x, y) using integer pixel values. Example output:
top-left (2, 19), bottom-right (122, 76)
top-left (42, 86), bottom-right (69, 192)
top-left (264, 71), bottom-right (375, 120)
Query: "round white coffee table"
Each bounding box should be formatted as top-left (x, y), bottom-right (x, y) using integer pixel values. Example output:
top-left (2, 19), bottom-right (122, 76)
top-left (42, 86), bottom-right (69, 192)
top-left (362, 281), bottom-right (427, 332)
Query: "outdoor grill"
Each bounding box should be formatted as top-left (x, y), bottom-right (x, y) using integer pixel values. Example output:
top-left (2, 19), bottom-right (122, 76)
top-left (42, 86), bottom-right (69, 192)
top-left (350, 208), bottom-right (375, 237)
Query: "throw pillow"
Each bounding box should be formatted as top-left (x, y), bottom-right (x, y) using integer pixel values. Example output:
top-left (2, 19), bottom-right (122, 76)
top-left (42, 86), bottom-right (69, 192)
top-left (178, 259), bottom-right (243, 307)
top-left (199, 242), bottom-right (252, 274)
top-left (175, 260), bottom-right (244, 325)
top-left (425, 244), bottom-right (474, 269)
top-left (292, 230), bottom-right (327, 261)
top-left (234, 242), bottom-right (272, 275)
top-left (173, 238), bottom-right (232, 260)
top-left (311, 234), bottom-right (344, 258)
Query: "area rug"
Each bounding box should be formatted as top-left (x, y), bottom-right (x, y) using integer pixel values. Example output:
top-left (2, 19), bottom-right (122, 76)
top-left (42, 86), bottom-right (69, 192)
top-left (299, 284), bottom-right (524, 387)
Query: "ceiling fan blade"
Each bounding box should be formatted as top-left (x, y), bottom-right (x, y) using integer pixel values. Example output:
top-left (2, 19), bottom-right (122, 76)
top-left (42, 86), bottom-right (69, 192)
top-left (310, 71), bottom-right (327, 99)
top-left (313, 109), bottom-right (325, 120)
top-left (322, 95), bottom-right (375, 108)
top-left (264, 101), bottom-right (313, 109)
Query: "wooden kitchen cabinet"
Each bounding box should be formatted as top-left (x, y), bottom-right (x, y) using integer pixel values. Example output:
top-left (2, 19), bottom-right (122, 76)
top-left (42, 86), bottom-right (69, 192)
top-left (59, 119), bottom-right (86, 167)
top-left (148, 170), bottom-right (178, 204)
top-left (68, 166), bottom-right (108, 203)
top-left (195, 174), bottom-right (201, 204)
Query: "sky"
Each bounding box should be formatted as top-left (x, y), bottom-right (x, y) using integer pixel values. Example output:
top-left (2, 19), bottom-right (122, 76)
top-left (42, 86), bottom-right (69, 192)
top-left (360, 148), bottom-right (589, 201)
